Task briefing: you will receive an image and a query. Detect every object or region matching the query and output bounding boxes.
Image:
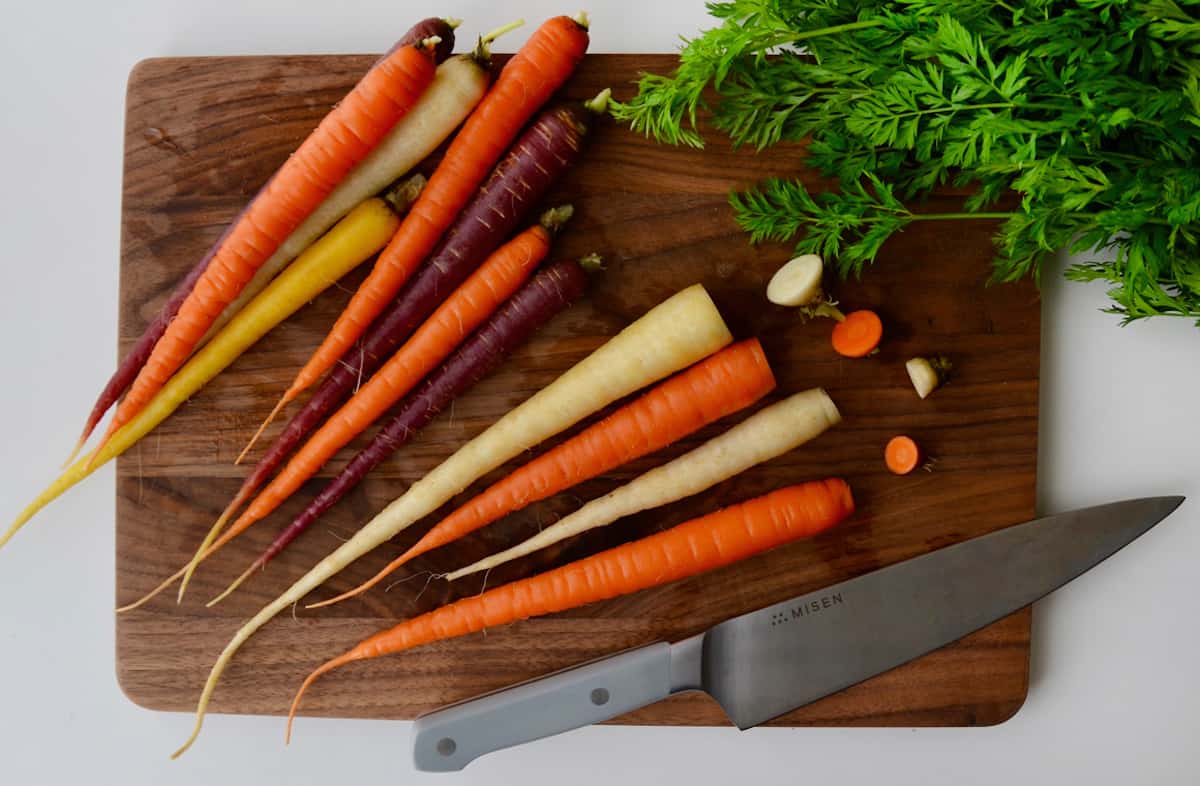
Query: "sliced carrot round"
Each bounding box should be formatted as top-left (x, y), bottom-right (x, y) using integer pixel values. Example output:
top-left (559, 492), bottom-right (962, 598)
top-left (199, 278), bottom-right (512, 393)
top-left (831, 310), bottom-right (883, 357)
top-left (885, 436), bottom-right (921, 475)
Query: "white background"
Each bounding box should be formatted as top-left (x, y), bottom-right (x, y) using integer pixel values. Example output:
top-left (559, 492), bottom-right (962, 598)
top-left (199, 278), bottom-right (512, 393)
top-left (1, 1), bottom-right (1197, 783)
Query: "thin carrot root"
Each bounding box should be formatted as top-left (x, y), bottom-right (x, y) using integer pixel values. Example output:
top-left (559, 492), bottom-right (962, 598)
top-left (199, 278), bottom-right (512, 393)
top-left (116, 563), bottom-right (191, 613)
top-left (62, 433), bottom-right (88, 469)
top-left (239, 394), bottom-right (291, 465)
top-left (305, 575), bottom-right (385, 609)
top-left (207, 562), bottom-right (260, 608)
top-left (286, 653), bottom-right (357, 744)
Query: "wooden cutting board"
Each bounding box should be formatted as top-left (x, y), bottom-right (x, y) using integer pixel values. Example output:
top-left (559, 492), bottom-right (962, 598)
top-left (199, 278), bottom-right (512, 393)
top-left (115, 54), bottom-right (1038, 727)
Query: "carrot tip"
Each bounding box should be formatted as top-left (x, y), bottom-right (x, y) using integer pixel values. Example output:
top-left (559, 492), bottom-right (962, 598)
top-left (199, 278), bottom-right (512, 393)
top-left (442, 17), bottom-right (463, 30)
top-left (238, 394), bottom-right (289, 465)
top-left (573, 11), bottom-right (591, 29)
top-left (62, 435), bottom-right (87, 470)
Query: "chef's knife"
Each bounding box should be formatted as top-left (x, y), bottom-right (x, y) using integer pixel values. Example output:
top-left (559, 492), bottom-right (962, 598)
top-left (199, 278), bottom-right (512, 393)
top-left (412, 495), bottom-right (1183, 771)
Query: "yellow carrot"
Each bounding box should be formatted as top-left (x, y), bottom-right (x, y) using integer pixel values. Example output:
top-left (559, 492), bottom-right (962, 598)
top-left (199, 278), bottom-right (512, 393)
top-left (2, 196), bottom-right (404, 548)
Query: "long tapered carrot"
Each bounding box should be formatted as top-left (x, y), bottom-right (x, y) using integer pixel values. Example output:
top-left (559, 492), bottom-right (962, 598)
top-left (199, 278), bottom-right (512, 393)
top-left (208, 258), bottom-right (596, 606)
top-left (446, 388), bottom-right (842, 579)
top-left (165, 209), bottom-right (571, 604)
top-left (3, 198), bottom-right (405, 549)
top-left (66, 18), bottom-right (457, 466)
top-left (87, 39), bottom-right (441, 464)
top-left (221, 95), bottom-right (606, 560)
top-left (172, 284), bottom-right (733, 758)
top-left (317, 339), bottom-right (777, 608)
top-left (279, 14), bottom-right (590, 410)
top-left (286, 479), bottom-right (855, 740)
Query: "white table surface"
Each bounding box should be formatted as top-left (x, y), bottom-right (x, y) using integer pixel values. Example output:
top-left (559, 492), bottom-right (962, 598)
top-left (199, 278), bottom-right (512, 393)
top-left (2, 1), bottom-right (1197, 783)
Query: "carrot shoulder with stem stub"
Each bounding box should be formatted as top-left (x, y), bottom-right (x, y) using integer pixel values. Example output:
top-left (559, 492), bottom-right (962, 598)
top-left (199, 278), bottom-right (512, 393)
top-left (87, 37), bottom-right (442, 466)
top-left (208, 255), bottom-right (599, 606)
top-left (191, 89), bottom-right (611, 603)
top-left (317, 337), bottom-right (777, 608)
top-left (146, 208), bottom-right (574, 609)
top-left (266, 13), bottom-right (591, 429)
top-left (64, 17), bottom-right (459, 466)
top-left (286, 478), bottom-right (855, 742)
top-left (172, 283), bottom-right (734, 757)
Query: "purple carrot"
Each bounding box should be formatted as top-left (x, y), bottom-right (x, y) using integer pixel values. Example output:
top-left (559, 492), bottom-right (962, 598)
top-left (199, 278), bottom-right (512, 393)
top-left (66, 17), bottom-right (457, 465)
top-left (219, 92), bottom-right (609, 531)
top-left (209, 257), bottom-right (593, 604)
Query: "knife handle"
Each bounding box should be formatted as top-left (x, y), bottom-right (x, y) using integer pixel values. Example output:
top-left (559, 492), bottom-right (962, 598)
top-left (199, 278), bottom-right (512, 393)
top-left (411, 642), bottom-right (673, 772)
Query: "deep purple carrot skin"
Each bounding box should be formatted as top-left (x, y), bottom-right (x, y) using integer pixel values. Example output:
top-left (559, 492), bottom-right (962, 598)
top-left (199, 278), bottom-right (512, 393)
top-left (229, 101), bottom-right (600, 513)
top-left (253, 259), bottom-right (589, 569)
top-left (74, 18), bottom-right (456, 452)
top-left (384, 17), bottom-right (457, 63)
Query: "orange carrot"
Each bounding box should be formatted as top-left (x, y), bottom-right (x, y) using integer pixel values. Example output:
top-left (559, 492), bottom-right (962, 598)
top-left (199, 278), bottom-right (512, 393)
top-left (280, 14), bottom-right (590, 409)
top-left (830, 309), bottom-right (883, 358)
top-left (318, 338), bottom-right (777, 608)
top-left (89, 39), bottom-right (441, 461)
top-left (885, 435), bottom-right (921, 475)
top-left (286, 478), bottom-right (854, 740)
top-left (201, 210), bottom-right (568, 568)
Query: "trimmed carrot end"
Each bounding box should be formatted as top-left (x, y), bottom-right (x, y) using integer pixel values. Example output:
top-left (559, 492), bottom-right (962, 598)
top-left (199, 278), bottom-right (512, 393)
top-left (831, 309), bottom-right (883, 358)
top-left (573, 11), bottom-right (591, 29)
top-left (885, 436), bottom-right (921, 475)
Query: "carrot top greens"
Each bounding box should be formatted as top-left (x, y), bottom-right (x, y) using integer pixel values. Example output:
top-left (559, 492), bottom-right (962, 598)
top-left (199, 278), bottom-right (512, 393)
top-left (612, 0), bottom-right (1200, 324)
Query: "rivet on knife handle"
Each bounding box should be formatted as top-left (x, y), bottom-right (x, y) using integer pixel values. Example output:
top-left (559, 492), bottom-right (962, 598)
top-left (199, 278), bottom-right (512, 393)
top-left (411, 642), bottom-right (673, 771)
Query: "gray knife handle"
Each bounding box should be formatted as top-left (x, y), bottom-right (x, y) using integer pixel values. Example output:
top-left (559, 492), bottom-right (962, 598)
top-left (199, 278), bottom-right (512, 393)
top-left (412, 642), bottom-right (672, 771)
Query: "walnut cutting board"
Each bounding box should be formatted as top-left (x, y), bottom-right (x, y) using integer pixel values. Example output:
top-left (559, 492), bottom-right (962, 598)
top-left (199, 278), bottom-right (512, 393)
top-left (116, 54), bottom-right (1039, 727)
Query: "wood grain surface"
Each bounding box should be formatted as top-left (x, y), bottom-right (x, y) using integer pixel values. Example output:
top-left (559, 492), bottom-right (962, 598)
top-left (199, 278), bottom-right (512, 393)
top-left (115, 54), bottom-right (1039, 727)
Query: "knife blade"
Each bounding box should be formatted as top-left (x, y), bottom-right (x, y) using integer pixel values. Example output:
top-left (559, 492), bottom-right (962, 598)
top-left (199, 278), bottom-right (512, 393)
top-left (411, 495), bottom-right (1184, 771)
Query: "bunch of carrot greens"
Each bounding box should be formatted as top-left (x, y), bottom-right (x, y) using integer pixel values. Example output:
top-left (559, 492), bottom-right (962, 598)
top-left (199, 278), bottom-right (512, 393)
top-left (612, 0), bottom-right (1200, 325)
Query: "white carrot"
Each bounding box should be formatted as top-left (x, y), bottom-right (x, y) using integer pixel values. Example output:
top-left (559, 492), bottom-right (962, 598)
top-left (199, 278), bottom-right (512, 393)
top-left (172, 283), bottom-right (733, 757)
top-left (198, 55), bottom-right (491, 346)
top-left (444, 388), bottom-right (841, 580)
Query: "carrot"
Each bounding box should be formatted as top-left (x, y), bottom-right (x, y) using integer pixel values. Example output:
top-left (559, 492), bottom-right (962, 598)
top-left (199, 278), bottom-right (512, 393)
top-left (885, 435), bottom-right (921, 475)
top-left (280, 14), bottom-right (590, 409)
top-left (831, 309), bottom-right (883, 357)
top-left (65, 18), bottom-right (458, 465)
top-left (444, 388), bottom-right (842, 580)
top-left (221, 96), bottom-right (607, 561)
top-left (208, 257), bottom-right (596, 605)
top-left (3, 197), bottom-right (407, 549)
top-left (286, 478), bottom-right (855, 740)
top-left (162, 210), bottom-right (572, 606)
top-left (198, 48), bottom-right (493, 349)
top-left (320, 338), bottom-right (777, 608)
top-left (87, 38), bottom-right (441, 463)
top-left (171, 284), bottom-right (732, 757)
